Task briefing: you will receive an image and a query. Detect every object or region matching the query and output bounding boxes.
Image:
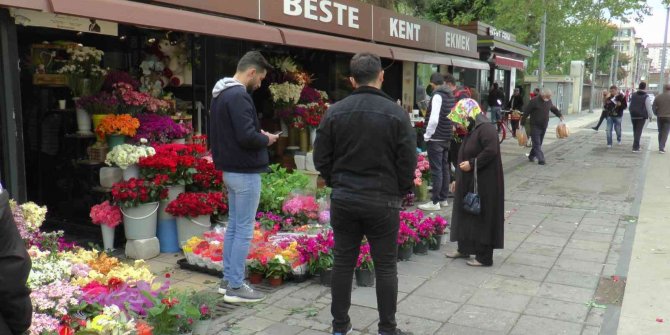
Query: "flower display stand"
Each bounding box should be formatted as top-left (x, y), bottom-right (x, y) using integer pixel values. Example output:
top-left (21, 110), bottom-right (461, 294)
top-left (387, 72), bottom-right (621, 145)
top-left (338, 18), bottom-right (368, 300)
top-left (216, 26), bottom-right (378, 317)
top-left (125, 237), bottom-right (160, 260)
top-left (157, 219), bottom-right (180, 253)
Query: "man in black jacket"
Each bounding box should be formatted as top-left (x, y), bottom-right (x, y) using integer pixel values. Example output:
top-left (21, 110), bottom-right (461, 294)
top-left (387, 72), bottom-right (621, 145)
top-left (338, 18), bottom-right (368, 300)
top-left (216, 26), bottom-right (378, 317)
top-left (314, 53), bottom-right (415, 335)
top-left (521, 88), bottom-right (564, 165)
top-left (487, 83), bottom-right (505, 130)
top-left (210, 51), bottom-right (278, 303)
top-left (0, 183), bottom-right (33, 335)
top-left (603, 85), bottom-right (627, 147)
top-left (629, 82), bottom-right (653, 152)
top-left (506, 87), bottom-right (524, 137)
top-left (418, 73), bottom-right (456, 211)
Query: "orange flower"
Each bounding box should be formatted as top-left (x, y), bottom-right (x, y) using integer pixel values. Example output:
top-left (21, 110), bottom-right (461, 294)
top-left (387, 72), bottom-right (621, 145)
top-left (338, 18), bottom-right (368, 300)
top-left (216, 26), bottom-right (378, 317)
top-left (96, 114), bottom-right (140, 138)
top-left (136, 321), bottom-right (153, 335)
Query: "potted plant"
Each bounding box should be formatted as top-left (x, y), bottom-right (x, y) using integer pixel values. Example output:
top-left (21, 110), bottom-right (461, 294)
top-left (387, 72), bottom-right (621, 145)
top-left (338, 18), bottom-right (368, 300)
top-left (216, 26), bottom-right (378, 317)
top-left (246, 259), bottom-right (267, 284)
top-left (133, 114), bottom-right (190, 144)
top-left (113, 82), bottom-right (171, 115)
top-left (105, 142), bottom-right (156, 181)
top-left (428, 215), bottom-right (448, 251)
top-left (414, 155), bottom-right (431, 202)
top-left (89, 200), bottom-right (122, 251)
top-left (96, 114), bottom-right (140, 149)
top-left (355, 241), bottom-right (375, 287)
top-left (111, 175), bottom-right (168, 240)
top-left (166, 192), bottom-right (227, 247)
top-left (304, 230), bottom-right (334, 286)
top-left (282, 194), bottom-right (320, 227)
top-left (414, 218), bottom-right (435, 255)
top-left (144, 292), bottom-right (199, 335)
top-left (190, 291), bottom-right (217, 335)
top-left (259, 164), bottom-right (309, 212)
top-left (266, 254), bottom-right (291, 287)
top-left (397, 220), bottom-right (418, 261)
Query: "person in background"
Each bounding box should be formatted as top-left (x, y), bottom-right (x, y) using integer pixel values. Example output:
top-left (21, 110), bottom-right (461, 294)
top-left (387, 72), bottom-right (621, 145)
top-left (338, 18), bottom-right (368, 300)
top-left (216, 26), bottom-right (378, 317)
top-left (521, 88), bottom-right (564, 165)
top-left (418, 73), bottom-right (456, 211)
top-left (506, 87), bottom-right (524, 137)
top-left (211, 51), bottom-right (278, 303)
top-left (487, 83), bottom-right (505, 130)
top-left (314, 53), bottom-right (415, 335)
top-left (628, 82), bottom-right (653, 153)
top-left (0, 182), bottom-right (33, 334)
top-left (530, 88), bottom-right (540, 99)
top-left (592, 89), bottom-right (610, 131)
top-left (603, 85), bottom-right (627, 148)
top-left (446, 79), bottom-right (473, 194)
top-left (652, 84), bottom-right (670, 154)
top-left (445, 99), bottom-right (504, 267)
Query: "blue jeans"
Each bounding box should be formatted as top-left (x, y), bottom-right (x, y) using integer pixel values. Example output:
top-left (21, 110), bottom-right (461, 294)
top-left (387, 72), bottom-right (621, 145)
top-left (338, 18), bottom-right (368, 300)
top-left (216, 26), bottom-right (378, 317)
top-left (222, 172), bottom-right (261, 288)
top-left (489, 107), bottom-right (501, 123)
top-left (606, 116), bottom-right (622, 145)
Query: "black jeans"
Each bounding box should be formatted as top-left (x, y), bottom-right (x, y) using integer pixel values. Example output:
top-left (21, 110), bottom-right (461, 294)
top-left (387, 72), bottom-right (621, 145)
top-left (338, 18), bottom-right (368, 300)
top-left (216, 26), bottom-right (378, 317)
top-left (427, 141), bottom-right (450, 204)
top-left (529, 125), bottom-right (547, 163)
top-left (594, 110), bottom-right (607, 130)
top-left (511, 119), bottom-right (520, 137)
top-left (457, 240), bottom-right (493, 265)
top-left (331, 199), bottom-right (400, 334)
top-left (659, 117), bottom-right (670, 151)
top-left (631, 118), bottom-right (646, 151)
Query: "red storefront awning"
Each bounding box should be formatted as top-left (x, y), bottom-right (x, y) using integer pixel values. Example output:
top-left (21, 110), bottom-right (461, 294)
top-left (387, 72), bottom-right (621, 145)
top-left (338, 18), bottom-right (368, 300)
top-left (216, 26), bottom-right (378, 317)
top-left (0, 0), bottom-right (50, 11)
top-left (494, 55), bottom-right (525, 70)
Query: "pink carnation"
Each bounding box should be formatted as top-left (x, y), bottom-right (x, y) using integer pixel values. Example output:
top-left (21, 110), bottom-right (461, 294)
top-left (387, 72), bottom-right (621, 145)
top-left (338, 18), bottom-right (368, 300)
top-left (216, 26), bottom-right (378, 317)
top-left (89, 201), bottom-right (123, 228)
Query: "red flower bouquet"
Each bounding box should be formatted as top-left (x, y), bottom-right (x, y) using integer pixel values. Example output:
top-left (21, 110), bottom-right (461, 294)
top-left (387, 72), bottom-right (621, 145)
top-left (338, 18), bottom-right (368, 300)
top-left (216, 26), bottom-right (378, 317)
top-left (138, 144), bottom-right (205, 185)
top-left (191, 158), bottom-right (223, 191)
top-left (165, 192), bottom-right (228, 218)
top-left (111, 175), bottom-right (169, 208)
top-left (89, 201), bottom-right (122, 228)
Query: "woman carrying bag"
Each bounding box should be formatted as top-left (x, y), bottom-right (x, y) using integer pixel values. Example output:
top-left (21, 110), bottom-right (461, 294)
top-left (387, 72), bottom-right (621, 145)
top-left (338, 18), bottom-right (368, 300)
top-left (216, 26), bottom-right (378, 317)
top-left (445, 99), bottom-right (505, 267)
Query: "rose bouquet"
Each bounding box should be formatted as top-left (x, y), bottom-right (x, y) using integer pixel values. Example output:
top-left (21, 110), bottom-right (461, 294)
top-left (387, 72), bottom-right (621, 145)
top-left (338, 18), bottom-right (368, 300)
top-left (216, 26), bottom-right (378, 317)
top-left (111, 175), bottom-right (169, 208)
top-left (165, 192), bottom-right (228, 218)
top-left (356, 241), bottom-right (374, 271)
top-left (89, 201), bottom-right (122, 228)
top-left (105, 143), bottom-right (156, 169)
top-left (138, 144), bottom-right (205, 185)
top-left (95, 114), bottom-right (140, 139)
top-left (191, 158), bottom-right (223, 191)
top-left (414, 155), bottom-right (431, 186)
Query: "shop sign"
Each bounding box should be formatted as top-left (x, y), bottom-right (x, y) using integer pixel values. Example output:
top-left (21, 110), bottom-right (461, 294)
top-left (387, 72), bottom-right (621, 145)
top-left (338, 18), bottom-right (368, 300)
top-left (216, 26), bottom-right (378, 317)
top-left (10, 8), bottom-right (118, 36)
top-left (152, 0), bottom-right (259, 20)
top-left (260, 0), bottom-right (373, 40)
top-left (435, 25), bottom-right (477, 58)
top-left (487, 27), bottom-right (512, 41)
top-left (373, 7), bottom-right (435, 50)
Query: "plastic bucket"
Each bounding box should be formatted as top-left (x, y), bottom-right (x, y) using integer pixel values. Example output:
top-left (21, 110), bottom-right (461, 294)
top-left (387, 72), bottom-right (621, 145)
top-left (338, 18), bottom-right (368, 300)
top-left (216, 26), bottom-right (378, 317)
top-left (106, 134), bottom-right (126, 149)
top-left (157, 219), bottom-right (180, 253)
top-left (159, 185), bottom-right (186, 221)
top-left (177, 215), bottom-right (211, 247)
top-left (122, 202), bottom-right (159, 240)
top-left (100, 225), bottom-right (115, 251)
top-left (122, 164), bottom-right (140, 181)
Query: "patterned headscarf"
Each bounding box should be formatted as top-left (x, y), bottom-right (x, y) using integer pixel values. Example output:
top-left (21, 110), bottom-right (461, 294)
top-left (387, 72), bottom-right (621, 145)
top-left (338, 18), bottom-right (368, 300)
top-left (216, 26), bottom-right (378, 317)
top-left (448, 98), bottom-right (482, 129)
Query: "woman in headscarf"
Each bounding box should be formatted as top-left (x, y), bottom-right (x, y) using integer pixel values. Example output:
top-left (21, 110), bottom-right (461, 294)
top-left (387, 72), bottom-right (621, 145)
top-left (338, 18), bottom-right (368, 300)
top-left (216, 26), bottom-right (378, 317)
top-left (445, 99), bottom-right (505, 266)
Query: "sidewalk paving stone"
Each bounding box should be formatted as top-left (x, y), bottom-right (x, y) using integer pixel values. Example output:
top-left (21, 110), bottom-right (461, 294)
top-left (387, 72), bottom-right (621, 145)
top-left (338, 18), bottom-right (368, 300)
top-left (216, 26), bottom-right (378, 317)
top-left (524, 297), bottom-right (590, 323)
top-left (537, 283), bottom-right (595, 304)
top-left (256, 322), bottom-right (306, 335)
top-left (496, 262), bottom-right (550, 281)
top-left (559, 247), bottom-right (609, 263)
top-left (448, 305), bottom-right (520, 333)
top-left (544, 269), bottom-right (601, 289)
top-left (467, 288), bottom-right (532, 313)
top-left (397, 295), bottom-right (459, 322)
top-left (581, 325), bottom-right (601, 335)
top-left (397, 273), bottom-right (428, 293)
top-left (568, 239), bottom-right (611, 252)
top-left (414, 279), bottom-right (477, 303)
top-left (571, 230), bottom-right (615, 243)
top-left (516, 242), bottom-right (564, 257)
top-left (350, 286), bottom-right (407, 309)
top-left (509, 315), bottom-right (582, 335)
top-left (436, 323), bottom-right (506, 335)
top-left (314, 305), bottom-right (379, 331)
top-left (505, 252), bottom-right (558, 268)
top-left (480, 275), bottom-right (541, 296)
top-left (554, 258), bottom-right (605, 276)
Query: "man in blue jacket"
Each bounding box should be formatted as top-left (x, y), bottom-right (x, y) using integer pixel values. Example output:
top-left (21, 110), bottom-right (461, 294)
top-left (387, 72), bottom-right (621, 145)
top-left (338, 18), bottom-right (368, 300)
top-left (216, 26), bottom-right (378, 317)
top-left (314, 53), bottom-right (416, 335)
top-left (210, 51), bottom-right (278, 303)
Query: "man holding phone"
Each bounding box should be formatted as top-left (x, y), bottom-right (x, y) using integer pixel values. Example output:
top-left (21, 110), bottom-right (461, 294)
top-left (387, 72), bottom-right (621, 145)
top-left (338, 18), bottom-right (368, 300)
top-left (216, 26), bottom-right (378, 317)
top-left (210, 51), bottom-right (278, 303)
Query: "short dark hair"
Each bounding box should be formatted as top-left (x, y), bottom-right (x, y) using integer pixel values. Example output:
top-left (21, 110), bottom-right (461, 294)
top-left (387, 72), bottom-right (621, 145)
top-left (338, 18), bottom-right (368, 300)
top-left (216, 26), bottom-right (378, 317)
top-left (350, 53), bottom-right (382, 85)
top-left (665, 84), bottom-right (670, 92)
top-left (610, 85), bottom-right (618, 90)
top-left (493, 83), bottom-right (499, 89)
top-left (444, 73), bottom-right (456, 86)
top-left (430, 72), bottom-right (444, 85)
top-left (237, 51), bottom-right (273, 73)
top-left (639, 82), bottom-right (647, 90)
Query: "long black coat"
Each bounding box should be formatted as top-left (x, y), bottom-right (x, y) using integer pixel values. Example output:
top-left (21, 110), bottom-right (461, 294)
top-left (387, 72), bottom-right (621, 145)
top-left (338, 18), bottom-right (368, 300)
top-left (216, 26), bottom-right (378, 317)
top-left (450, 114), bottom-right (505, 248)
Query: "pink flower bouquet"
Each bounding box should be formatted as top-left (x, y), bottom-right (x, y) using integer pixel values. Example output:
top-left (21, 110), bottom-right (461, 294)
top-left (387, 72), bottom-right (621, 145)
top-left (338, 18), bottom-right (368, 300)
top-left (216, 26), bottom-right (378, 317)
top-left (90, 201), bottom-right (123, 228)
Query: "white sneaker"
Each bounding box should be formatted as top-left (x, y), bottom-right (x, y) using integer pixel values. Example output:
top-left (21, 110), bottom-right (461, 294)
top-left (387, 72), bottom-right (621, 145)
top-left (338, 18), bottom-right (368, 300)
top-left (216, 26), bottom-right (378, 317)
top-left (418, 202), bottom-right (441, 211)
top-left (439, 200), bottom-right (449, 207)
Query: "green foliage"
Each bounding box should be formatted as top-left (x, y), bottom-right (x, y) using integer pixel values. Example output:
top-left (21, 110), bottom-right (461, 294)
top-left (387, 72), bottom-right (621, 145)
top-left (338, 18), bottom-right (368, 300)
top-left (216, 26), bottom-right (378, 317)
top-left (259, 164), bottom-right (309, 212)
top-left (425, 0), bottom-right (494, 25)
top-left (266, 256), bottom-right (292, 279)
top-left (308, 252), bottom-right (333, 275)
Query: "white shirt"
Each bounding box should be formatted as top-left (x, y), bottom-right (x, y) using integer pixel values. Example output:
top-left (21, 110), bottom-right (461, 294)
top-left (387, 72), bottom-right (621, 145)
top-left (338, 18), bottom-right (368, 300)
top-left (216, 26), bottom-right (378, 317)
top-left (424, 94), bottom-right (446, 142)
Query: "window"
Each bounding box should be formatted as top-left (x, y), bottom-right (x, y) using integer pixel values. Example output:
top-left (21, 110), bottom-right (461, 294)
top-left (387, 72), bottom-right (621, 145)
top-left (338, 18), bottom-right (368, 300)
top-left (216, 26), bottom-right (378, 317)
top-left (415, 63), bottom-right (438, 108)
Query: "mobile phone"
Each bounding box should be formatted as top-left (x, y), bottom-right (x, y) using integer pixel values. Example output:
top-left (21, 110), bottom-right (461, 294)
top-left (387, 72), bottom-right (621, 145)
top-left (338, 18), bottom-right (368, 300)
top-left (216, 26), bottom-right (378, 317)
top-left (273, 131), bottom-right (283, 136)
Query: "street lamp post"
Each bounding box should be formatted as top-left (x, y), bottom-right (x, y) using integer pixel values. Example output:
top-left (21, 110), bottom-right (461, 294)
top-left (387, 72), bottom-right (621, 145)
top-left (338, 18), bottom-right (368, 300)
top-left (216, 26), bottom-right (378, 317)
top-left (539, 10), bottom-right (547, 89)
top-left (590, 34), bottom-right (599, 113)
top-left (660, 5), bottom-right (670, 90)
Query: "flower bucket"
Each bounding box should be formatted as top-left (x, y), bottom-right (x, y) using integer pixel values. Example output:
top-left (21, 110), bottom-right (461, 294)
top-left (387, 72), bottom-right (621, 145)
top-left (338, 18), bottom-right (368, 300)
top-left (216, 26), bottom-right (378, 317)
top-left (268, 276), bottom-right (283, 287)
top-left (177, 215), bottom-right (211, 247)
top-left (416, 183), bottom-right (429, 202)
top-left (429, 234), bottom-right (444, 251)
top-left (92, 114), bottom-right (111, 142)
top-left (291, 263), bottom-right (310, 283)
top-left (99, 167), bottom-right (123, 188)
top-left (157, 219), bottom-right (180, 253)
top-left (355, 268), bottom-right (375, 287)
top-left (299, 128), bottom-right (309, 152)
top-left (122, 164), bottom-right (140, 181)
top-left (398, 245), bottom-right (413, 261)
top-left (414, 240), bottom-right (429, 255)
top-left (121, 202), bottom-right (160, 240)
top-left (100, 224), bottom-right (115, 251)
top-left (76, 107), bottom-right (93, 135)
top-left (106, 134), bottom-right (126, 150)
top-left (248, 272), bottom-right (264, 284)
top-left (159, 185), bottom-right (186, 221)
top-left (320, 268), bottom-right (332, 287)
top-left (309, 127), bottom-right (317, 148)
top-left (192, 320), bottom-right (212, 335)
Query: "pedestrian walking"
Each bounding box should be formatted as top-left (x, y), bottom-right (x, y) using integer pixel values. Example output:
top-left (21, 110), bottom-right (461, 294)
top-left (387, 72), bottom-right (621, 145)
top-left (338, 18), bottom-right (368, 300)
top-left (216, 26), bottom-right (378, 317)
top-left (487, 83), bottom-right (505, 129)
top-left (603, 85), bottom-right (627, 148)
top-left (628, 82), bottom-right (653, 152)
top-left (211, 51), bottom-right (278, 303)
top-left (445, 99), bottom-right (504, 267)
top-left (530, 88), bottom-right (540, 99)
top-left (592, 90), bottom-right (609, 131)
top-left (652, 84), bottom-right (670, 153)
top-left (0, 182), bottom-right (33, 335)
top-left (418, 73), bottom-right (456, 212)
top-left (313, 52), bottom-right (416, 335)
top-left (521, 88), bottom-right (564, 165)
top-left (506, 87), bottom-right (524, 137)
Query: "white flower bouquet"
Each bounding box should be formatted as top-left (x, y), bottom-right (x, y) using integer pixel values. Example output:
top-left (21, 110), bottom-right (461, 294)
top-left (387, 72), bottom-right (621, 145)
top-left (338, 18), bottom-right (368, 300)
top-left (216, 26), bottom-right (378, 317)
top-left (269, 82), bottom-right (303, 105)
top-left (105, 143), bottom-right (156, 170)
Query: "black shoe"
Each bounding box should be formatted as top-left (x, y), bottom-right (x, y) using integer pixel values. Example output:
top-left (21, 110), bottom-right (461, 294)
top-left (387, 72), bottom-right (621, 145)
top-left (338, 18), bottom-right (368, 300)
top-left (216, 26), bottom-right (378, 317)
top-left (380, 330), bottom-right (414, 335)
top-left (538, 161), bottom-right (546, 165)
top-left (591, 127), bottom-right (598, 131)
top-left (528, 155), bottom-right (535, 162)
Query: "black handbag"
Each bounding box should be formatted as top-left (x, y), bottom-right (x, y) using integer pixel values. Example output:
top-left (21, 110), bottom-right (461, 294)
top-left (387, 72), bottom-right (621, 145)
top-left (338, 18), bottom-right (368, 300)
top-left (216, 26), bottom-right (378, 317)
top-left (463, 158), bottom-right (481, 216)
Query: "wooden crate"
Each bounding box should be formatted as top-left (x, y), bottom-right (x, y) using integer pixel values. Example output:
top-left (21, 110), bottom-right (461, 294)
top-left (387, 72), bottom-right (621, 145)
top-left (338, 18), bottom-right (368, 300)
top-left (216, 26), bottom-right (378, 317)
top-left (87, 144), bottom-right (109, 163)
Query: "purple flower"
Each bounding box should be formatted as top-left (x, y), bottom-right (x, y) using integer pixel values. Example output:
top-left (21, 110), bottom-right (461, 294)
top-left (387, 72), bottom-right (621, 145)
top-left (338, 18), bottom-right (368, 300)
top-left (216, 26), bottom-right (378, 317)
top-left (300, 86), bottom-right (321, 103)
top-left (132, 114), bottom-right (189, 143)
